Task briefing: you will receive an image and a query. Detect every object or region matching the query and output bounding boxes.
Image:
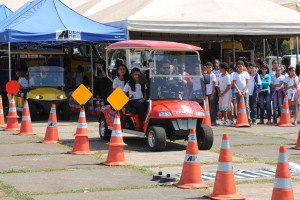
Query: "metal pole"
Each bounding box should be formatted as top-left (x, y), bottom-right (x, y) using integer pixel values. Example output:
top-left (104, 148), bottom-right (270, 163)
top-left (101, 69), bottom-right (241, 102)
top-left (220, 40), bottom-right (223, 62)
top-left (90, 45), bottom-right (94, 112)
top-left (276, 38), bottom-right (279, 61)
top-left (8, 42), bottom-right (11, 81)
top-left (126, 30), bottom-right (130, 69)
top-left (232, 36), bottom-right (236, 66)
top-left (263, 39), bottom-right (266, 61)
top-left (297, 37), bottom-right (299, 65)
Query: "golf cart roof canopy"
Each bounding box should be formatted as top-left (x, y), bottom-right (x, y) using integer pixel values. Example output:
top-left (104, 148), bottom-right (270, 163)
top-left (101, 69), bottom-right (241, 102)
top-left (106, 40), bottom-right (202, 51)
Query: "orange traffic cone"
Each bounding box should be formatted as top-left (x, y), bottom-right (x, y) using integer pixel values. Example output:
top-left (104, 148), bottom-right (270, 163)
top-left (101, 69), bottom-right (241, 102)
top-left (271, 146), bottom-right (294, 200)
top-left (173, 128), bottom-right (208, 189)
top-left (0, 95), bottom-right (5, 128)
top-left (4, 95), bottom-right (19, 131)
top-left (204, 134), bottom-right (246, 200)
top-left (235, 95), bottom-right (250, 127)
top-left (278, 95), bottom-right (294, 127)
top-left (41, 104), bottom-right (60, 143)
top-left (102, 112), bottom-right (130, 166)
top-left (202, 96), bottom-right (212, 127)
top-left (68, 107), bottom-right (93, 154)
top-left (291, 128), bottom-right (300, 150)
top-left (88, 98), bottom-right (93, 114)
top-left (18, 100), bottom-right (35, 135)
top-left (94, 98), bottom-right (100, 117)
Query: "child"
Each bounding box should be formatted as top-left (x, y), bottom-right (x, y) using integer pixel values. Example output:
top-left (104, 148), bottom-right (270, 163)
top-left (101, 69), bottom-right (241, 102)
top-left (213, 59), bottom-right (221, 121)
top-left (284, 66), bottom-right (299, 125)
top-left (248, 63), bottom-right (262, 125)
top-left (190, 64), bottom-right (203, 101)
top-left (205, 62), bottom-right (217, 125)
top-left (229, 64), bottom-right (237, 119)
top-left (269, 60), bottom-right (279, 77)
top-left (233, 60), bottom-right (250, 121)
top-left (113, 64), bottom-right (129, 90)
top-left (123, 68), bottom-right (147, 122)
top-left (218, 63), bottom-right (233, 126)
top-left (271, 67), bottom-right (285, 124)
top-left (258, 65), bottom-right (272, 124)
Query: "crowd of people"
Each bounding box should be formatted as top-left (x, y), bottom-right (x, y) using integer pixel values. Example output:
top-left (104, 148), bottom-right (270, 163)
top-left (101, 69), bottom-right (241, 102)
top-left (204, 59), bottom-right (300, 126)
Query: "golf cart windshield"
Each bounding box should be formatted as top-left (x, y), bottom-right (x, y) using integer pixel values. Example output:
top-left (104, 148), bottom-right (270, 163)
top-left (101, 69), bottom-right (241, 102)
top-left (149, 53), bottom-right (204, 100)
top-left (28, 66), bottom-right (65, 87)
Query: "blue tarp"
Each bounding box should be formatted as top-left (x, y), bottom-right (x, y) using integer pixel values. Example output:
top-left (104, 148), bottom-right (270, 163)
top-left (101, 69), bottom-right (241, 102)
top-left (0, 0), bottom-right (127, 45)
top-left (0, 4), bottom-right (13, 22)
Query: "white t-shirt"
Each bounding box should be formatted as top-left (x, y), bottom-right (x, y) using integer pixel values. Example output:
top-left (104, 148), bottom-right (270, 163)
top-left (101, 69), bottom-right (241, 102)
top-left (284, 75), bottom-right (299, 94)
top-left (248, 74), bottom-right (262, 95)
top-left (205, 73), bottom-right (216, 95)
top-left (212, 69), bottom-right (221, 86)
top-left (269, 68), bottom-right (276, 77)
top-left (123, 83), bottom-right (145, 100)
top-left (218, 74), bottom-right (231, 93)
top-left (272, 74), bottom-right (285, 91)
top-left (18, 77), bottom-right (28, 88)
top-left (192, 77), bottom-right (202, 91)
top-left (233, 71), bottom-right (250, 93)
top-left (113, 77), bottom-right (125, 90)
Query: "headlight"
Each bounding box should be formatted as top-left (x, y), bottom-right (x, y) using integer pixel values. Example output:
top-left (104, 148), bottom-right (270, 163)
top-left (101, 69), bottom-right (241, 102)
top-left (57, 95), bottom-right (64, 99)
top-left (35, 95), bottom-right (43, 100)
top-left (195, 111), bottom-right (205, 117)
top-left (159, 112), bottom-right (172, 117)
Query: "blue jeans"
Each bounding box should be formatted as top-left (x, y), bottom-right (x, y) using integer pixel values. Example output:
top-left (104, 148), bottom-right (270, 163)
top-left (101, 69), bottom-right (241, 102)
top-left (129, 99), bottom-right (147, 122)
top-left (100, 87), bottom-right (112, 105)
top-left (249, 94), bottom-right (258, 121)
top-left (272, 91), bottom-right (284, 122)
top-left (259, 90), bottom-right (271, 121)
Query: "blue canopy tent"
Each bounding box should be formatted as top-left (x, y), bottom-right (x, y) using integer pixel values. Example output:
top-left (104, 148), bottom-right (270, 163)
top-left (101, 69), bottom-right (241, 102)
top-left (0, 5), bottom-right (13, 23)
top-left (0, 0), bottom-right (126, 99)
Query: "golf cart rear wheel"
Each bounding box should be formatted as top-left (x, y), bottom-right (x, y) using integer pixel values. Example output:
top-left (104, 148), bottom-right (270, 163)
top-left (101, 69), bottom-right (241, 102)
top-left (197, 125), bottom-right (214, 150)
top-left (99, 115), bottom-right (111, 140)
top-left (147, 126), bottom-right (166, 152)
top-left (59, 103), bottom-right (71, 121)
top-left (29, 103), bottom-right (38, 121)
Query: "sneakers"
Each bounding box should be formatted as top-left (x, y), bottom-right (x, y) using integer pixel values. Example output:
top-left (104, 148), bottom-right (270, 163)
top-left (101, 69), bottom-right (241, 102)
top-left (211, 121), bottom-right (217, 126)
top-left (252, 120), bottom-right (257, 125)
top-left (258, 121), bottom-right (264, 124)
top-left (225, 120), bottom-right (234, 126)
top-left (219, 120), bottom-right (226, 126)
top-left (266, 120), bottom-right (272, 125)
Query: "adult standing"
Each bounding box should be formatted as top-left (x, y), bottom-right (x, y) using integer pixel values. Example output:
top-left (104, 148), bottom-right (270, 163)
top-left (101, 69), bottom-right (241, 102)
top-left (94, 60), bottom-right (112, 105)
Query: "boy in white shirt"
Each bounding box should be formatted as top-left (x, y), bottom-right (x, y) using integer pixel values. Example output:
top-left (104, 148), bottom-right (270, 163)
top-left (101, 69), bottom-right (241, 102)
top-left (233, 60), bottom-right (250, 121)
top-left (218, 63), bottom-right (233, 126)
top-left (205, 62), bottom-right (217, 125)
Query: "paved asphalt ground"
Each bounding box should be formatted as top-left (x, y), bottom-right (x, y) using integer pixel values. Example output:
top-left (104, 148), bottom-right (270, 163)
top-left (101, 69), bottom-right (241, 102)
top-left (0, 113), bottom-right (299, 200)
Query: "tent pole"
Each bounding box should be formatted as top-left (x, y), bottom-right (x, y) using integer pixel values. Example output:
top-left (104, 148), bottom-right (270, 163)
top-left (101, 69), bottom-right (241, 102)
top-left (263, 39), bottom-right (266, 61)
top-left (296, 37), bottom-right (299, 65)
top-left (126, 30), bottom-right (130, 68)
top-left (220, 40), bottom-right (223, 62)
top-left (90, 44), bottom-right (94, 112)
top-left (8, 42), bottom-right (11, 81)
top-left (232, 36), bottom-right (236, 66)
top-left (276, 38), bottom-right (279, 61)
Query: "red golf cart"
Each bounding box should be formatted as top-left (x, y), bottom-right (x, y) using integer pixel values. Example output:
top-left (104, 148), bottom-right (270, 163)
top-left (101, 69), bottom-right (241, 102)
top-left (99, 40), bottom-right (213, 152)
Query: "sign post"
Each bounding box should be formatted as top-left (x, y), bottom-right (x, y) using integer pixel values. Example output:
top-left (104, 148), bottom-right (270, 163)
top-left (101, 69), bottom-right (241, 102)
top-left (72, 84), bottom-right (93, 108)
top-left (107, 87), bottom-right (129, 114)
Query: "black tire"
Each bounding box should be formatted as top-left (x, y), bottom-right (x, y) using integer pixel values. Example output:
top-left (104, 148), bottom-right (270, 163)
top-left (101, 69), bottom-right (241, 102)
top-left (99, 115), bottom-right (111, 140)
top-left (146, 126), bottom-right (166, 152)
top-left (29, 103), bottom-right (38, 121)
top-left (196, 125), bottom-right (214, 150)
top-left (59, 103), bottom-right (71, 121)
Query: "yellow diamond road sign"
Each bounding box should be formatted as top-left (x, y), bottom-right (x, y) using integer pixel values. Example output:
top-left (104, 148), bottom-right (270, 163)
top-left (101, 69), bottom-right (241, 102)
top-left (107, 87), bottom-right (129, 110)
top-left (72, 84), bottom-right (92, 105)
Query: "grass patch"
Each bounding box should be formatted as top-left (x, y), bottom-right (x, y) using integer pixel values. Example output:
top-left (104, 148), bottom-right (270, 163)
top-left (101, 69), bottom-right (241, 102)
top-left (231, 143), bottom-right (292, 147)
top-left (0, 180), bottom-right (33, 200)
top-left (28, 184), bottom-right (161, 196)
